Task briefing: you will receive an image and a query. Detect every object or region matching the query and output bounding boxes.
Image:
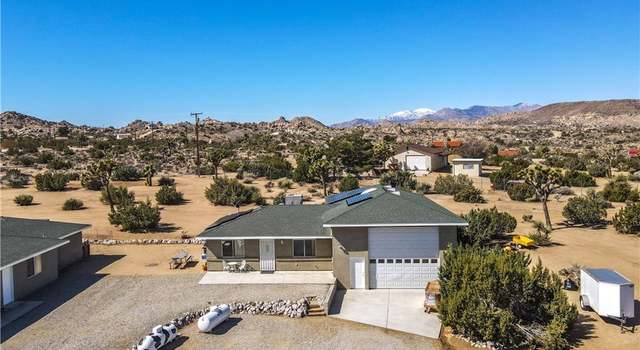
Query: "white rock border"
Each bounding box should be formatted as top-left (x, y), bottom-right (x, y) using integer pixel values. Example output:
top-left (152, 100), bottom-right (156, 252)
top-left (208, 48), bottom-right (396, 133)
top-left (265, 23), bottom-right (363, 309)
top-left (84, 238), bottom-right (203, 245)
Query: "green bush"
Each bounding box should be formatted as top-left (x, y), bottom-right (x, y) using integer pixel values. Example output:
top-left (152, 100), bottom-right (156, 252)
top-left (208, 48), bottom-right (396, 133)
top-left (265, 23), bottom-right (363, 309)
top-left (416, 182), bottom-right (431, 194)
top-left (108, 200), bottom-right (161, 232)
top-left (562, 170), bottom-right (596, 187)
top-left (246, 154), bottom-right (292, 179)
top-left (14, 194), bottom-right (33, 206)
top-left (379, 170), bottom-right (417, 191)
top-left (222, 159), bottom-right (244, 173)
top-left (16, 155), bottom-right (35, 166)
top-left (273, 191), bottom-right (287, 205)
top-left (434, 174), bottom-right (473, 195)
top-left (601, 176), bottom-right (640, 202)
top-left (562, 191), bottom-right (607, 226)
top-left (1, 169), bottom-right (30, 188)
top-left (453, 186), bottom-right (485, 203)
top-left (101, 185), bottom-right (135, 206)
top-left (112, 165), bottom-right (141, 181)
top-left (439, 246), bottom-right (577, 349)
top-left (277, 179), bottom-right (293, 189)
top-left (489, 160), bottom-right (528, 190)
top-left (507, 182), bottom-right (537, 201)
top-left (47, 157), bottom-right (71, 170)
top-left (80, 172), bottom-right (103, 190)
top-left (338, 175), bottom-right (359, 192)
top-left (63, 198), bottom-right (84, 210)
top-left (155, 185), bottom-right (184, 205)
top-left (34, 172), bottom-right (69, 191)
top-left (204, 177), bottom-right (265, 206)
top-left (612, 203), bottom-right (640, 234)
top-left (459, 207), bottom-right (517, 246)
top-left (36, 152), bottom-right (55, 164)
top-left (157, 176), bottom-right (175, 186)
top-left (587, 162), bottom-right (608, 177)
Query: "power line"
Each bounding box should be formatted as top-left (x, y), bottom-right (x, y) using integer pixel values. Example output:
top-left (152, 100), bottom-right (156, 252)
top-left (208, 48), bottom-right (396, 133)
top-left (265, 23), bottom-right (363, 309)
top-left (191, 112), bottom-right (203, 177)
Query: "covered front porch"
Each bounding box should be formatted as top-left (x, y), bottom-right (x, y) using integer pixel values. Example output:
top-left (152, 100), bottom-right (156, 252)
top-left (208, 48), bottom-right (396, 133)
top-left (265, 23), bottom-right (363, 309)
top-left (198, 271), bottom-right (336, 285)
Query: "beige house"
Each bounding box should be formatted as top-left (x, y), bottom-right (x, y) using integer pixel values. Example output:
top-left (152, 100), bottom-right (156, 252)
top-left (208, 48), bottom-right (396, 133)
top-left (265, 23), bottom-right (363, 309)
top-left (385, 144), bottom-right (447, 176)
top-left (198, 186), bottom-right (467, 289)
top-left (451, 158), bottom-right (483, 177)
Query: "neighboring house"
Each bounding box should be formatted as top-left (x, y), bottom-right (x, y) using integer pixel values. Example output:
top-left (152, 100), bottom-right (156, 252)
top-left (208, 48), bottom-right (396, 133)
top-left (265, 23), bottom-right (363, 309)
top-left (497, 148), bottom-right (521, 158)
top-left (431, 140), bottom-right (462, 149)
top-left (198, 186), bottom-right (467, 289)
top-left (0, 217), bottom-right (90, 308)
top-left (451, 158), bottom-right (483, 177)
top-left (385, 144), bottom-right (448, 176)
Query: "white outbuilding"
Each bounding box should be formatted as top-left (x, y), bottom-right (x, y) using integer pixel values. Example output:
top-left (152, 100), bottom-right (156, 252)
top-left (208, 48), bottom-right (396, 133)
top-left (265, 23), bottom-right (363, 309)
top-left (385, 144), bottom-right (447, 176)
top-left (451, 158), bottom-right (483, 177)
top-left (580, 268), bottom-right (634, 321)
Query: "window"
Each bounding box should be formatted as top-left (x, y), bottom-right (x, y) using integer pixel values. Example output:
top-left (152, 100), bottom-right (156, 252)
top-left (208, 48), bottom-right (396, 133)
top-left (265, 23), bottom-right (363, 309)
top-left (293, 239), bottom-right (315, 257)
top-left (221, 240), bottom-right (245, 257)
top-left (395, 259), bottom-right (402, 263)
top-left (378, 259), bottom-right (384, 263)
top-left (404, 259), bottom-right (411, 263)
top-left (26, 255), bottom-right (42, 278)
top-left (430, 258), bottom-right (438, 264)
top-left (463, 164), bottom-right (474, 170)
top-left (386, 259), bottom-right (393, 263)
top-left (413, 259), bottom-right (420, 263)
top-left (369, 259), bottom-right (376, 264)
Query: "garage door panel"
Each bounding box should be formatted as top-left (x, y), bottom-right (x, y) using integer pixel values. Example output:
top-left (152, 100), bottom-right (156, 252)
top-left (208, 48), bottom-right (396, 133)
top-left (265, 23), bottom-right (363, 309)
top-left (406, 155), bottom-right (427, 171)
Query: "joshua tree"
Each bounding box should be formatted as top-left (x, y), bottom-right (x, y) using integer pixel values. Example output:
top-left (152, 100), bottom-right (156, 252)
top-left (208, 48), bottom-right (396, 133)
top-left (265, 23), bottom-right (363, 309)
top-left (86, 159), bottom-right (117, 213)
top-left (207, 145), bottom-right (233, 178)
top-left (142, 163), bottom-right (156, 186)
top-left (524, 165), bottom-right (563, 230)
top-left (309, 152), bottom-right (335, 197)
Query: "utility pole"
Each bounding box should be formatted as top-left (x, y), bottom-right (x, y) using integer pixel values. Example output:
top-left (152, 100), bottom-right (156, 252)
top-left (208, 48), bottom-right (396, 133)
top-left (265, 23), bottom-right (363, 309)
top-left (191, 112), bottom-right (203, 177)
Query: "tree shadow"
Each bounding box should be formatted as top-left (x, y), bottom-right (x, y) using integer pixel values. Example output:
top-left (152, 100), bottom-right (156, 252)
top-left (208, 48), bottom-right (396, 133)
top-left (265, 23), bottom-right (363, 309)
top-left (1, 254), bottom-right (124, 342)
top-left (568, 313), bottom-right (597, 348)
top-left (155, 223), bottom-right (181, 233)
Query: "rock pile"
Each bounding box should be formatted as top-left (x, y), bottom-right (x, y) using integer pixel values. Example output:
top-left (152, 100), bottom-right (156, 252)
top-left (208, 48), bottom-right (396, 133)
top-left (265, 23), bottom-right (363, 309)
top-left (84, 238), bottom-right (202, 245)
top-left (454, 334), bottom-right (496, 349)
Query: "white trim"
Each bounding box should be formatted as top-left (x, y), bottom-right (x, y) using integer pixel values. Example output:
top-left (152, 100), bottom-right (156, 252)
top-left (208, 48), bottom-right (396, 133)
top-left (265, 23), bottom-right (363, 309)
top-left (58, 226), bottom-right (91, 240)
top-left (199, 236), bottom-right (332, 240)
top-left (323, 223), bottom-right (468, 228)
top-left (451, 158), bottom-right (483, 162)
top-left (0, 240), bottom-right (70, 271)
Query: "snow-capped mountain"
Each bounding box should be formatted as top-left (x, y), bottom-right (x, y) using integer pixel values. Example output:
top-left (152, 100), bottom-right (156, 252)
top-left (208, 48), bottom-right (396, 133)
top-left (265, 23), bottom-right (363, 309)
top-left (384, 108), bottom-right (436, 122)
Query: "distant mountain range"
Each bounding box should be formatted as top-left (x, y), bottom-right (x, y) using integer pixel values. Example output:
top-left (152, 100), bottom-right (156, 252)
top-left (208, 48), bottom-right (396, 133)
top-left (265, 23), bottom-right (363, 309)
top-left (331, 103), bottom-right (540, 128)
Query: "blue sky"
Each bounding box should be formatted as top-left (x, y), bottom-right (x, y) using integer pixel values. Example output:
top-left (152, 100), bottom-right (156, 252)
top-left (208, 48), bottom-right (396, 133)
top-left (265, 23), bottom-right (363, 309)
top-left (2, 0), bottom-right (638, 126)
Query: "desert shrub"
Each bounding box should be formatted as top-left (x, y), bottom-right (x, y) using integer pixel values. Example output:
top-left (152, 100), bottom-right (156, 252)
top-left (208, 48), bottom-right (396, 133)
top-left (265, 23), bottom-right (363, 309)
top-left (66, 172), bottom-right (80, 181)
top-left (47, 157), bottom-right (71, 170)
top-left (562, 170), bottom-right (596, 187)
top-left (273, 191), bottom-right (287, 205)
top-left (16, 155), bottom-right (35, 166)
top-left (529, 220), bottom-right (553, 246)
top-left (453, 186), bottom-right (485, 203)
top-left (62, 198), bottom-right (84, 210)
top-left (80, 172), bottom-right (103, 190)
top-left (34, 171), bottom-right (69, 191)
top-left (14, 194), bottom-right (33, 206)
top-left (155, 185), bottom-right (184, 205)
top-left (612, 203), bottom-right (640, 234)
top-left (459, 207), bottom-right (517, 246)
top-left (601, 176), bottom-right (640, 202)
top-left (277, 179), bottom-right (293, 190)
top-left (564, 156), bottom-right (587, 171)
top-left (434, 174), bottom-right (473, 195)
top-left (101, 185), bottom-right (135, 206)
top-left (629, 172), bottom-right (640, 182)
top-left (1, 169), bottom-right (29, 188)
top-left (222, 159), bottom-right (244, 173)
top-left (246, 154), bottom-right (292, 179)
top-left (439, 246), bottom-right (577, 349)
top-left (507, 182), bottom-right (537, 201)
top-left (338, 175), bottom-right (359, 192)
top-left (552, 186), bottom-right (574, 196)
top-left (204, 177), bottom-right (265, 206)
top-left (416, 182), bottom-right (431, 194)
top-left (112, 165), bottom-right (141, 181)
top-left (489, 160), bottom-right (529, 190)
top-left (36, 151), bottom-right (55, 164)
top-left (242, 177), bottom-right (254, 184)
top-left (380, 170), bottom-right (417, 191)
top-left (562, 191), bottom-right (607, 226)
top-left (157, 176), bottom-right (175, 186)
top-left (586, 161), bottom-right (608, 177)
top-left (108, 200), bottom-right (161, 232)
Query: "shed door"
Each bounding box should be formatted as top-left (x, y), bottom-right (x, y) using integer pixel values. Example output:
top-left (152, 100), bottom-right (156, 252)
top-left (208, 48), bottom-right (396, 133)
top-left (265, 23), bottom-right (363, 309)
top-left (405, 155), bottom-right (427, 171)
top-left (368, 227), bottom-right (439, 289)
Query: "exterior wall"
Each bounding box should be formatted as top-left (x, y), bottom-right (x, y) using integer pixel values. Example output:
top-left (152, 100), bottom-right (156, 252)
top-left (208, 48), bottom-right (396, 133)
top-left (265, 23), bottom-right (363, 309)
top-left (452, 162), bottom-right (482, 177)
top-left (57, 231), bottom-right (83, 270)
top-left (385, 150), bottom-right (446, 175)
top-left (12, 249), bottom-right (59, 301)
top-left (205, 239), bottom-right (332, 272)
top-left (331, 227), bottom-right (369, 289)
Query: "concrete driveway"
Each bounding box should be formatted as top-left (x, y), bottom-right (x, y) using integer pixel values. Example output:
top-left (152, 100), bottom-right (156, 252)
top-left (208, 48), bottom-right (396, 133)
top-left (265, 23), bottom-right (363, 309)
top-left (329, 289), bottom-right (442, 339)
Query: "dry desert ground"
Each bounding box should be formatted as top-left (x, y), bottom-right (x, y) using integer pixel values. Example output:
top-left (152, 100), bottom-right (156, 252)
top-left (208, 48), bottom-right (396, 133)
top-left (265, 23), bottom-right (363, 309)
top-left (1, 171), bottom-right (638, 349)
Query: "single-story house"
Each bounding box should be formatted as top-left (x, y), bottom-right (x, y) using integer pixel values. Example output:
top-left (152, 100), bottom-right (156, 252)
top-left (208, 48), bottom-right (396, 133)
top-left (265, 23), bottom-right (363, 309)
top-left (385, 144), bottom-right (448, 176)
top-left (198, 186), bottom-right (467, 289)
top-left (1, 217), bottom-right (90, 307)
top-left (451, 158), bottom-right (483, 177)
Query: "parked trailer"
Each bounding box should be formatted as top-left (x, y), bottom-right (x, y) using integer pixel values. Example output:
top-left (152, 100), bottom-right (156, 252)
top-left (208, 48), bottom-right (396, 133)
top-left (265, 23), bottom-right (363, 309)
top-left (580, 268), bottom-right (635, 331)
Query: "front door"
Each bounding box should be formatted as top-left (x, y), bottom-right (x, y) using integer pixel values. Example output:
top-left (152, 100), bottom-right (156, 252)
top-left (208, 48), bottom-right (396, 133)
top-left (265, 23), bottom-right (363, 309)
top-left (259, 239), bottom-right (275, 272)
top-left (350, 257), bottom-right (365, 289)
top-left (2, 267), bottom-right (14, 306)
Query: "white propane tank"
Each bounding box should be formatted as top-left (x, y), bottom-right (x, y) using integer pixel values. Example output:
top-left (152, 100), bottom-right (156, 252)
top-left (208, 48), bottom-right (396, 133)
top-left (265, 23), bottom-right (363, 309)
top-left (197, 304), bottom-right (231, 332)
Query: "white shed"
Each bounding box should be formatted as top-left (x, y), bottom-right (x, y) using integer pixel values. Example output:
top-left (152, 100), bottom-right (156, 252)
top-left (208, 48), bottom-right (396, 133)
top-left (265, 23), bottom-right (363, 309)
top-left (451, 158), bottom-right (483, 177)
top-left (385, 144), bottom-right (447, 176)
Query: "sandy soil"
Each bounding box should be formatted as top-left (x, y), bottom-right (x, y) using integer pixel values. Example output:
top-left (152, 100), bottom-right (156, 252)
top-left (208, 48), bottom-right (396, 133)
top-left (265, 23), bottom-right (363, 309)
top-left (90, 244), bottom-right (206, 275)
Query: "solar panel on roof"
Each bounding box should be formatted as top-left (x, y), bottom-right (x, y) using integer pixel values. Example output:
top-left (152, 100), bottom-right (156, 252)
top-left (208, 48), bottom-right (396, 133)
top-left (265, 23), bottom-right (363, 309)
top-left (346, 193), bottom-right (372, 206)
top-left (325, 188), bottom-right (365, 204)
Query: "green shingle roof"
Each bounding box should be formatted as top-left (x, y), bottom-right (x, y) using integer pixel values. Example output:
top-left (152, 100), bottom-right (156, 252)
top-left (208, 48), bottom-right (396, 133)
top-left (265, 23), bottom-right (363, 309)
top-left (197, 186), bottom-right (466, 239)
top-left (0, 217), bottom-right (90, 269)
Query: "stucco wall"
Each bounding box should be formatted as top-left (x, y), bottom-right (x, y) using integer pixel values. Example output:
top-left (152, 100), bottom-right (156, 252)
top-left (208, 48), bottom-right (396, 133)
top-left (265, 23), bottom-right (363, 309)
top-left (452, 162), bottom-right (482, 177)
top-left (57, 231), bottom-right (83, 270)
top-left (12, 249), bottom-right (59, 300)
top-left (331, 227), bottom-right (369, 289)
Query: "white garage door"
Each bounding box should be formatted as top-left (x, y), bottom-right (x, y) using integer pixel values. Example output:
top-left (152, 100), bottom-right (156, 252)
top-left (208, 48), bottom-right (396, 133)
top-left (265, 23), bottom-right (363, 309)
top-left (405, 155), bottom-right (427, 171)
top-left (368, 227), bottom-right (440, 289)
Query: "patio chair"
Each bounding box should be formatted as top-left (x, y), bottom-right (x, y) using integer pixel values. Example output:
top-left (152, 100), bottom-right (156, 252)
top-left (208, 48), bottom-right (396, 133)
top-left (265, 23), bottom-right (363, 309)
top-left (238, 260), bottom-right (247, 272)
top-left (222, 260), bottom-right (230, 272)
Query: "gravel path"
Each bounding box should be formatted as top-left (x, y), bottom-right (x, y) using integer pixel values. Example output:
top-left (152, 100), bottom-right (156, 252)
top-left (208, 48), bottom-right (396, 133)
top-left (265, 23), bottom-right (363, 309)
top-left (1, 258), bottom-right (329, 350)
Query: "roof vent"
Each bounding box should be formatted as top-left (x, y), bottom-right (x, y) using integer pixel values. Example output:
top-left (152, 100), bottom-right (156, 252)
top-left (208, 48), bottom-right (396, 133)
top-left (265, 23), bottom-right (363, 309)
top-left (284, 195), bottom-right (303, 205)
